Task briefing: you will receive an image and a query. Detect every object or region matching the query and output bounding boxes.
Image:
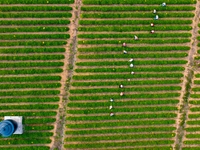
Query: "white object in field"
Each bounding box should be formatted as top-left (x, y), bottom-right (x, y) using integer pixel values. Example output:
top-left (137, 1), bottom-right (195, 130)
top-left (155, 15), bottom-right (159, 20)
top-left (151, 30), bottom-right (155, 34)
top-left (129, 58), bottom-right (133, 62)
top-left (123, 50), bottom-right (127, 54)
top-left (131, 71), bottom-right (135, 75)
top-left (122, 43), bottom-right (126, 47)
top-left (119, 84), bottom-right (124, 88)
top-left (161, 2), bottom-right (166, 7)
top-left (4, 116), bottom-right (23, 134)
top-left (110, 98), bottom-right (114, 102)
top-left (110, 112), bottom-right (114, 116)
top-left (127, 79), bottom-right (131, 81)
top-left (134, 35), bottom-right (138, 40)
top-left (151, 23), bottom-right (154, 27)
top-left (130, 63), bottom-right (134, 68)
top-left (153, 9), bottom-right (157, 14)
top-left (109, 105), bottom-right (113, 109)
top-left (120, 92), bottom-right (124, 96)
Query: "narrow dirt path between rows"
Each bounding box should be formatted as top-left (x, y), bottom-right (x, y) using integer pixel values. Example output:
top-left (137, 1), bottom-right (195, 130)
top-left (174, 1), bottom-right (200, 150)
top-left (54, 0), bottom-right (82, 150)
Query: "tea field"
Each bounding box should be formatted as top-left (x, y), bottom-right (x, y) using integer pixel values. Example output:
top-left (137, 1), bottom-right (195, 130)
top-left (1, 0), bottom-right (200, 150)
top-left (65, 0), bottom-right (197, 149)
top-left (0, 0), bottom-right (74, 149)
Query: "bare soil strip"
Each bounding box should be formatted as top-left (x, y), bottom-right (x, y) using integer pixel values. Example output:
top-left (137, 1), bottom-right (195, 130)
top-left (174, 1), bottom-right (200, 150)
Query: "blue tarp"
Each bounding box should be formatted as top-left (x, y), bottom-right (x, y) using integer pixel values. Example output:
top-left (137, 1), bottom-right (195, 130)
top-left (0, 120), bottom-right (15, 137)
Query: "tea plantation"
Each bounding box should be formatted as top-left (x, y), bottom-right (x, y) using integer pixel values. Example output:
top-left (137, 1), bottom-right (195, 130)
top-left (1, 0), bottom-right (200, 150)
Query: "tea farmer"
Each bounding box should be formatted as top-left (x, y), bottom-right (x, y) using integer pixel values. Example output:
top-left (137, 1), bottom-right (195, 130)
top-left (161, 2), bottom-right (166, 7)
top-left (154, 15), bottom-right (159, 20)
top-left (119, 92), bottom-right (124, 96)
top-left (119, 84), bottom-right (124, 88)
top-left (134, 35), bottom-right (138, 40)
top-left (130, 63), bottom-right (134, 68)
top-left (122, 42), bottom-right (126, 47)
top-left (123, 50), bottom-right (127, 54)
top-left (129, 58), bottom-right (133, 62)
top-left (110, 112), bottom-right (114, 116)
top-left (131, 71), bottom-right (135, 75)
top-left (150, 30), bottom-right (155, 34)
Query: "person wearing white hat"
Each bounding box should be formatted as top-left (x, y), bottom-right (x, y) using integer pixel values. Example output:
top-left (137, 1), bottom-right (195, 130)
top-left (134, 35), bottom-right (138, 40)
top-left (130, 63), bottom-right (134, 68)
top-left (129, 58), bottom-right (133, 62)
top-left (150, 30), bottom-right (155, 34)
top-left (151, 23), bottom-right (154, 27)
top-left (161, 2), bottom-right (166, 7)
top-left (154, 15), bottom-right (159, 20)
top-left (123, 50), bottom-right (127, 54)
top-left (110, 112), bottom-right (114, 116)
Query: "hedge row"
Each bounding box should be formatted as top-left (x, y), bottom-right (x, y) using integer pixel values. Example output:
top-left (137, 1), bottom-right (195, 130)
top-left (186, 127), bottom-right (200, 132)
top-left (0, 62), bottom-right (63, 68)
top-left (78, 46), bottom-right (190, 52)
top-left (0, 132), bottom-right (53, 139)
top-left (25, 125), bottom-right (54, 131)
top-left (25, 118), bottom-right (56, 124)
top-left (0, 0), bottom-right (74, 4)
top-left (67, 120), bottom-right (175, 128)
top-left (187, 120), bottom-right (200, 125)
top-left (188, 114), bottom-right (200, 118)
top-left (81, 6), bottom-right (195, 12)
top-left (184, 140), bottom-right (200, 145)
top-left (183, 148), bottom-right (200, 150)
top-left (81, 13), bottom-right (194, 18)
top-left (0, 13), bottom-right (72, 18)
top-left (0, 20), bottom-right (70, 25)
top-left (0, 104), bottom-right (58, 110)
top-left (0, 90), bottom-right (60, 96)
top-left (0, 147), bottom-right (49, 150)
top-left (0, 55), bottom-right (64, 60)
top-left (75, 67), bottom-right (185, 73)
top-left (78, 33), bottom-right (191, 39)
top-left (0, 6), bottom-right (72, 12)
top-left (0, 41), bottom-right (67, 46)
top-left (0, 68), bottom-right (62, 75)
top-left (66, 133), bottom-right (174, 142)
top-left (64, 140), bottom-right (173, 150)
top-left (0, 97), bottom-right (59, 103)
top-left (68, 99), bottom-right (179, 108)
top-left (82, 0), bottom-right (195, 5)
top-left (72, 80), bottom-right (181, 87)
top-left (66, 126), bottom-right (176, 135)
top-left (0, 76), bottom-right (61, 82)
top-left (78, 53), bottom-right (188, 59)
top-left (0, 27), bottom-right (69, 33)
top-left (70, 86), bottom-right (181, 94)
top-left (67, 108), bottom-right (177, 115)
top-left (190, 107), bottom-right (200, 112)
top-left (73, 73), bottom-right (183, 80)
top-left (78, 26), bottom-right (192, 32)
top-left (76, 60), bottom-right (187, 66)
top-left (0, 139), bottom-right (51, 145)
top-left (0, 83), bottom-right (61, 89)
top-left (69, 93), bottom-right (180, 101)
top-left (0, 111), bottom-right (56, 117)
top-left (0, 34), bottom-right (70, 40)
top-left (80, 20), bottom-right (192, 25)
top-left (78, 39), bottom-right (190, 44)
top-left (0, 48), bottom-right (65, 53)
